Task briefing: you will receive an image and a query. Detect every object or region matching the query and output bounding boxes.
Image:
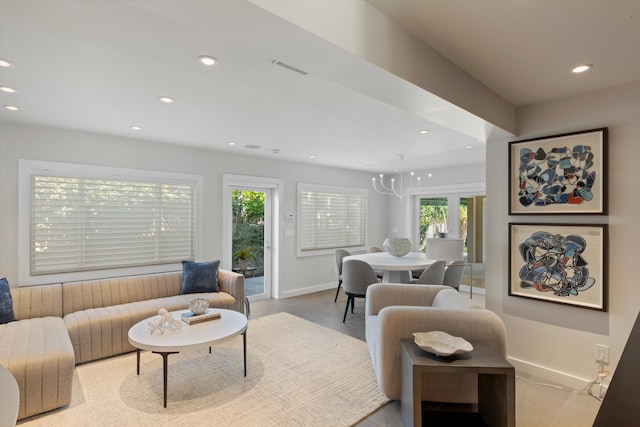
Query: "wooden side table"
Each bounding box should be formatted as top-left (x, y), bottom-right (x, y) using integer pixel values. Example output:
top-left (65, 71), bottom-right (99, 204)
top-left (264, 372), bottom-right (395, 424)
top-left (400, 339), bottom-right (515, 427)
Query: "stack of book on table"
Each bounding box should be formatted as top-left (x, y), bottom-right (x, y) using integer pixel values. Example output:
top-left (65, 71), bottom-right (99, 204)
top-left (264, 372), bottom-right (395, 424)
top-left (181, 309), bottom-right (221, 325)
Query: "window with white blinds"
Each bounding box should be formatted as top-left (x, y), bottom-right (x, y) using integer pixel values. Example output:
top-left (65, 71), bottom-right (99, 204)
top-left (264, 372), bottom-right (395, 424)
top-left (298, 183), bottom-right (367, 255)
top-left (25, 165), bottom-right (198, 276)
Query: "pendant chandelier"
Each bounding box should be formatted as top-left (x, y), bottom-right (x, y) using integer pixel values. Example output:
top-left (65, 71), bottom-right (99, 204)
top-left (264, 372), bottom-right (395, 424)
top-left (371, 154), bottom-right (430, 198)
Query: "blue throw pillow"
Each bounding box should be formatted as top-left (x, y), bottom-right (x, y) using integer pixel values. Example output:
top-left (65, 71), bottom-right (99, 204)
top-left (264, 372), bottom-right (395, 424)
top-left (180, 260), bottom-right (220, 294)
top-left (0, 277), bottom-right (16, 324)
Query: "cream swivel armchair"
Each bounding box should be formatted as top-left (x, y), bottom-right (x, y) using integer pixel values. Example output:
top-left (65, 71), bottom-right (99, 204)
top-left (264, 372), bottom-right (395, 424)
top-left (365, 283), bottom-right (507, 401)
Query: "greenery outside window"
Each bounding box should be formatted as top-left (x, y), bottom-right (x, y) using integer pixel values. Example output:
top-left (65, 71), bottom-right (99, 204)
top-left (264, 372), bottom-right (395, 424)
top-left (19, 160), bottom-right (201, 284)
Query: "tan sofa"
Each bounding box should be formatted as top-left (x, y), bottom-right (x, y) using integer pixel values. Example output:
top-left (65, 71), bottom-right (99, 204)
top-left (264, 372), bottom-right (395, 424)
top-left (0, 269), bottom-right (244, 420)
top-left (0, 283), bottom-right (75, 421)
top-left (365, 283), bottom-right (507, 402)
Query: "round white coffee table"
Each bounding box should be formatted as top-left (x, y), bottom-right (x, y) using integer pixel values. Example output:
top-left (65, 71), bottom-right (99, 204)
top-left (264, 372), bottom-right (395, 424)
top-left (128, 308), bottom-right (248, 407)
top-left (0, 364), bottom-right (20, 426)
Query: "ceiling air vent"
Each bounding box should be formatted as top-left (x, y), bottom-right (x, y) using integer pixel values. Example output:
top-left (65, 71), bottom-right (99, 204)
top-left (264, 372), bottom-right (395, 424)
top-left (271, 60), bottom-right (308, 76)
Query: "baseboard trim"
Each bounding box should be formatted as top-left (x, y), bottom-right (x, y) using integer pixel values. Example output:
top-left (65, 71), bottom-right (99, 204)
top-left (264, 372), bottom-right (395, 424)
top-left (278, 282), bottom-right (336, 299)
top-left (459, 284), bottom-right (485, 295)
top-left (508, 356), bottom-right (603, 392)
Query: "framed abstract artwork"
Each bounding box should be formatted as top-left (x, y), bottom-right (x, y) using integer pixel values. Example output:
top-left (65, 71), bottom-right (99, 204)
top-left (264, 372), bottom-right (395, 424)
top-left (509, 128), bottom-right (608, 215)
top-left (508, 223), bottom-right (607, 311)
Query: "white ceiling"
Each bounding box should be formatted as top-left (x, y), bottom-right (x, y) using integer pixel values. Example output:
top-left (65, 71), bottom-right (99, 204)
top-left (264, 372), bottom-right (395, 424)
top-left (1, 0), bottom-right (639, 173)
top-left (367, 0), bottom-right (640, 107)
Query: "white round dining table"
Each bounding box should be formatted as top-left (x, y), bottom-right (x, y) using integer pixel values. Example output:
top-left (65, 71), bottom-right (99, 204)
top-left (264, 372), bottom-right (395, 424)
top-left (343, 251), bottom-right (435, 283)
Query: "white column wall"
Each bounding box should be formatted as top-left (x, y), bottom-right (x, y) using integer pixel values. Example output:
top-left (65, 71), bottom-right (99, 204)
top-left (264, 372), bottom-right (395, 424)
top-left (486, 81), bottom-right (640, 387)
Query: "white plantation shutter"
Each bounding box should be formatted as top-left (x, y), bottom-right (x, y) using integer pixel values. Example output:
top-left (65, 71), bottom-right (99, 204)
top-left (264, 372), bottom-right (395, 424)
top-left (30, 175), bottom-right (196, 275)
top-left (298, 184), bottom-right (366, 253)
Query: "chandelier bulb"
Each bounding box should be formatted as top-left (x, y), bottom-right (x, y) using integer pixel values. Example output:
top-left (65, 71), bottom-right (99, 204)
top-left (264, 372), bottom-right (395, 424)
top-left (371, 154), bottom-right (424, 198)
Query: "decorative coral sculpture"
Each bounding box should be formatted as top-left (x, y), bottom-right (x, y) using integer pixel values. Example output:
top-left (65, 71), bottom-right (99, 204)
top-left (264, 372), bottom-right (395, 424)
top-left (148, 308), bottom-right (183, 335)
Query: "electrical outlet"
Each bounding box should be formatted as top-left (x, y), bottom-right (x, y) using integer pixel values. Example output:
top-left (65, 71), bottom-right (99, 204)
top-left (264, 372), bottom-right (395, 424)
top-left (595, 344), bottom-right (609, 364)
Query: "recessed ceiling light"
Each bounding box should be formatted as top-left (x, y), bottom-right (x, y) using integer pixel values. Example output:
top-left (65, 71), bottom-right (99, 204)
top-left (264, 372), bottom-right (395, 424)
top-left (0, 59), bottom-right (13, 67)
top-left (0, 86), bottom-right (16, 93)
top-left (198, 55), bottom-right (218, 66)
top-left (572, 64), bottom-right (593, 73)
top-left (3, 105), bottom-right (19, 111)
top-left (309, 155), bottom-right (316, 159)
top-left (130, 126), bottom-right (142, 131)
top-left (418, 129), bottom-right (429, 134)
top-left (228, 142), bottom-right (236, 146)
top-left (158, 96), bottom-right (174, 103)
top-left (465, 145), bottom-right (473, 149)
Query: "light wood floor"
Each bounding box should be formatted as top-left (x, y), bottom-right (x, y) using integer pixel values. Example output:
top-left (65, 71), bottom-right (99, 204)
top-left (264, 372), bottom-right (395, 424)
top-left (251, 288), bottom-right (602, 427)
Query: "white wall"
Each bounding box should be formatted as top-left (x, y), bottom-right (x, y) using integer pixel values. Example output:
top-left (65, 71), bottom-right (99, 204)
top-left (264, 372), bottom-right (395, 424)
top-left (486, 81), bottom-right (640, 388)
top-left (0, 122), bottom-right (389, 297)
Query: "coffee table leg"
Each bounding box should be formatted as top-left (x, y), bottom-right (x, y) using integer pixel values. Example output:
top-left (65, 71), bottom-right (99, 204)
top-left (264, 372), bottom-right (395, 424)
top-left (152, 351), bottom-right (179, 408)
top-left (136, 349), bottom-right (141, 375)
top-left (243, 331), bottom-right (247, 377)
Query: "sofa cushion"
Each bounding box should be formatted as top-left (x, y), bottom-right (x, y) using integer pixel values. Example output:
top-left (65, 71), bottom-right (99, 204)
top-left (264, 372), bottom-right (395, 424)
top-left (432, 287), bottom-right (483, 309)
top-left (0, 317), bottom-right (75, 419)
top-left (0, 277), bottom-right (15, 324)
top-left (11, 283), bottom-right (63, 320)
top-left (62, 272), bottom-right (183, 315)
top-left (180, 260), bottom-right (220, 294)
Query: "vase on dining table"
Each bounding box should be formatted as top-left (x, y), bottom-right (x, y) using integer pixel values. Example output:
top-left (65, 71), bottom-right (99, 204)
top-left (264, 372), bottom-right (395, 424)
top-left (382, 237), bottom-right (412, 257)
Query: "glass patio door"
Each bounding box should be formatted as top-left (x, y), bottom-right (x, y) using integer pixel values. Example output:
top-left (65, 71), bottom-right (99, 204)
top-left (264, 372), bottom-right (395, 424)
top-left (418, 197), bottom-right (449, 251)
top-left (223, 174), bottom-right (282, 302)
top-left (415, 191), bottom-right (486, 291)
top-left (230, 187), bottom-right (272, 301)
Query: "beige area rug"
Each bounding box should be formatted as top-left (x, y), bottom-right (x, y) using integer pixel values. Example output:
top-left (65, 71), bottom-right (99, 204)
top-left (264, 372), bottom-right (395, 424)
top-left (18, 312), bottom-right (388, 426)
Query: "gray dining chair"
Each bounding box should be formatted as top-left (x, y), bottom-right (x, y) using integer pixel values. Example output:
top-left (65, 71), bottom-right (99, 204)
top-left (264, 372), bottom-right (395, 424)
top-left (443, 260), bottom-right (467, 291)
top-left (367, 246), bottom-right (384, 280)
top-left (334, 249), bottom-right (351, 302)
top-left (342, 259), bottom-right (378, 322)
top-left (412, 260), bottom-right (446, 285)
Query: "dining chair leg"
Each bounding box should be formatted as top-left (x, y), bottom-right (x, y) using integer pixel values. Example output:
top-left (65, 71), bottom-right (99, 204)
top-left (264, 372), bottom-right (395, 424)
top-left (350, 296), bottom-right (355, 313)
top-left (343, 296), bottom-right (351, 322)
top-left (334, 280), bottom-right (342, 302)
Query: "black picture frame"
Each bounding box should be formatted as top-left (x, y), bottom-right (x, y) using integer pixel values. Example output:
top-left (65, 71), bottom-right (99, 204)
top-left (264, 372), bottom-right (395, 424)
top-left (509, 128), bottom-right (608, 215)
top-left (508, 223), bottom-right (608, 311)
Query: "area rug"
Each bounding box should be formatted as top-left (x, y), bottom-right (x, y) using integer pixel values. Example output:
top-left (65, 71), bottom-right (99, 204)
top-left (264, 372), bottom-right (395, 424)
top-left (18, 312), bottom-right (388, 426)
